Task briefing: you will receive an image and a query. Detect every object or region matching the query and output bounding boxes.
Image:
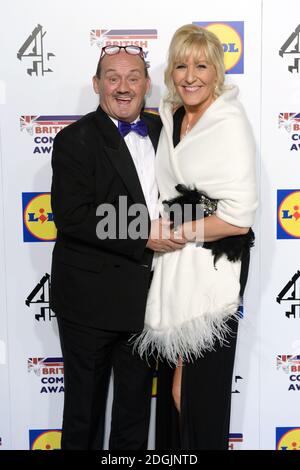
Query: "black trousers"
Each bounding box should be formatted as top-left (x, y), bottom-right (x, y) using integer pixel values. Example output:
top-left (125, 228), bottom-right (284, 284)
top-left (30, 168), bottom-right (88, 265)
top-left (57, 316), bottom-right (154, 450)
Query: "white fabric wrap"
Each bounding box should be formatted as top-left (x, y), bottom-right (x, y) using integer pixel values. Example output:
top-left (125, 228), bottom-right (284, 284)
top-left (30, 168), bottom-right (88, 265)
top-left (134, 86), bottom-right (258, 364)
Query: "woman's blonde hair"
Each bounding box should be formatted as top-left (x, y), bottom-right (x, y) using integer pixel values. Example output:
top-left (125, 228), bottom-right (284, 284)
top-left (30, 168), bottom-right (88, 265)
top-left (164, 24), bottom-right (225, 105)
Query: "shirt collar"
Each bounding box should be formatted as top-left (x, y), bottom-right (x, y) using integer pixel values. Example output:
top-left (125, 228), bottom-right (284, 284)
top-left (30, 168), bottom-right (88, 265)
top-left (109, 115), bottom-right (140, 128)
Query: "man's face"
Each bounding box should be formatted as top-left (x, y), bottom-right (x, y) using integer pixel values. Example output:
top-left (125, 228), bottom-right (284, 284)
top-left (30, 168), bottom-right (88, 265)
top-left (93, 51), bottom-right (150, 123)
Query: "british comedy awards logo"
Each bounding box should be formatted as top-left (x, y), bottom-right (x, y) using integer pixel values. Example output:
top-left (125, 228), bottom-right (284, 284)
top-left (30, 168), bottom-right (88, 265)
top-left (90, 28), bottom-right (158, 67)
top-left (279, 25), bottom-right (300, 73)
top-left (279, 113), bottom-right (300, 152)
top-left (17, 24), bottom-right (55, 76)
top-left (29, 429), bottom-right (61, 450)
top-left (228, 433), bottom-right (243, 450)
top-left (277, 271), bottom-right (300, 319)
top-left (22, 193), bottom-right (57, 242)
top-left (20, 115), bottom-right (81, 155)
top-left (28, 357), bottom-right (64, 394)
top-left (25, 273), bottom-right (56, 322)
top-left (277, 355), bottom-right (300, 391)
top-left (276, 427), bottom-right (300, 450)
top-left (193, 21), bottom-right (244, 74)
top-left (277, 190), bottom-right (300, 239)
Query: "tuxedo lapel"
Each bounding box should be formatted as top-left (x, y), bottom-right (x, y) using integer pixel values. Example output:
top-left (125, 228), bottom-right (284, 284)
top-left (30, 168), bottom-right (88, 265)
top-left (141, 111), bottom-right (161, 152)
top-left (94, 106), bottom-right (147, 207)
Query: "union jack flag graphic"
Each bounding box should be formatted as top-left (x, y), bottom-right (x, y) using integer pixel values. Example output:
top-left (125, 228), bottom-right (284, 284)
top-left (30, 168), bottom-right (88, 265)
top-left (90, 29), bottom-right (158, 47)
top-left (20, 115), bottom-right (38, 135)
top-left (279, 112), bottom-right (300, 132)
top-left (276, 354), bottom-right (300, 373)
top-left (228, 433), bottom-right (243, 450)
top-left (20, 115), bottom-right (81, 135)
top-left (28, 357), bottom-right (63, 376)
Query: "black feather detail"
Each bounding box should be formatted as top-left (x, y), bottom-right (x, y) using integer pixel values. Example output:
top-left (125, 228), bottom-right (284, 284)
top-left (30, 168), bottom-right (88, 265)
top-left (203, 230), bottom-right (255, 265)
top-left (163, 184), bottom-right (218, 224)
top-left (163, 184), bottom-right (255, 266)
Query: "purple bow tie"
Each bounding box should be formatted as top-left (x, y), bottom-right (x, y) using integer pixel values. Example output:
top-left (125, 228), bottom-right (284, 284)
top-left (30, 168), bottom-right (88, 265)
top-left (118, 119), bottom-right (148, 138)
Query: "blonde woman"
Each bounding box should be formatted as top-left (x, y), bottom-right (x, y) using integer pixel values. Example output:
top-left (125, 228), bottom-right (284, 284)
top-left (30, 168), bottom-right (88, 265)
top-left (135, 24), bottom-right (258, 449)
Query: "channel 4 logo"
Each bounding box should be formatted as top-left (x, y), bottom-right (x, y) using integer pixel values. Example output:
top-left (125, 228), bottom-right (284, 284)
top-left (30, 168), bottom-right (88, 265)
top-left (17, 24), bottom-right (55, 76)
top-left (279, 25), bottom-right (300, 73)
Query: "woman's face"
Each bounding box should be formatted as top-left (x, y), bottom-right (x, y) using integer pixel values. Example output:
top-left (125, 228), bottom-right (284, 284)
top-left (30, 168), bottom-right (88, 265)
top-left (172, 50), bottom-right (217, 111)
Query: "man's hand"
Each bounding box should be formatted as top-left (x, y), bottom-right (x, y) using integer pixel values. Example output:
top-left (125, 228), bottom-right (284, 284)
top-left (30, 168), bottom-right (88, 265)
top-left (146, 218), bottom-right (187, 252)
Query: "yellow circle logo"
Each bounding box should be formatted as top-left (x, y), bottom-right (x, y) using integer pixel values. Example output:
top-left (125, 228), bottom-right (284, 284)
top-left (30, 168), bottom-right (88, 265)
top-left (31, 430), bottom-right (61, 450)
top-left (278, 191), bottom-right (300, 238)
top-left (24, 193), bottom-right (57, 241)
top-left (277, 428), bottom-right (300, 450)
top-left (203, 23), bottom-right (242, 72)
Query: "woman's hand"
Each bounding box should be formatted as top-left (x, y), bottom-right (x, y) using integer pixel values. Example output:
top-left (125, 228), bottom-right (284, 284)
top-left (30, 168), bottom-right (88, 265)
top-left (174, 220), bottom-right (198, 242)
top-left (146, 218), bottom-right (187, 252)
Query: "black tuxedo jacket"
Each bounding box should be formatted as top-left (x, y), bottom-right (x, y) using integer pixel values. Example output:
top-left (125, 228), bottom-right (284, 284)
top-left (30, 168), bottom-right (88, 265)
top-left (50, 106), bottom-right (162, 331)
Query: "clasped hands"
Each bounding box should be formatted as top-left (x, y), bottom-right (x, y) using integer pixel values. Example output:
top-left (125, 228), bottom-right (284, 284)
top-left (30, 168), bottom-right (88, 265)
top-left (146, 218), bottom-right (198, 253)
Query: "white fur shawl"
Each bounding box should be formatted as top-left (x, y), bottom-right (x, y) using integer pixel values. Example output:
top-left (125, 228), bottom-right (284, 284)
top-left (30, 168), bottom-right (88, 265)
top-left (134, 86), bottom-right (258, 364)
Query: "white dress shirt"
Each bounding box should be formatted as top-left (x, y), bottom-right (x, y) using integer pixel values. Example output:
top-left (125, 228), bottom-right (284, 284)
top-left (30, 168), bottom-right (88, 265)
top-left (110, 116), bottom-right (159, 221)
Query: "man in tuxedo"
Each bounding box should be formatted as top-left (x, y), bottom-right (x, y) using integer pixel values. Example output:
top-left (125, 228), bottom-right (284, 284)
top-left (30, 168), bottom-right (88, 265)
top-left (50, 45), bottom-right (186, 450)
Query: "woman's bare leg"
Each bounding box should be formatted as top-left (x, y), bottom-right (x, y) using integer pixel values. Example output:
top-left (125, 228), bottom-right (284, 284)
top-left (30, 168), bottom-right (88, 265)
top-left (172, 358), bottom-right (183, 412)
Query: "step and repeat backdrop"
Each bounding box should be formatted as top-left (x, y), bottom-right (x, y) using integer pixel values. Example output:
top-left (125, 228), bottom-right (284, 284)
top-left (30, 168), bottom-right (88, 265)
top-left (0, 0), bottom-right (299, 450)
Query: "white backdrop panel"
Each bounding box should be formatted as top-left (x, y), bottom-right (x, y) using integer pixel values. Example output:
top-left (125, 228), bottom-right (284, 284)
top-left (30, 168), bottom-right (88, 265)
top-left (0, 0), bottom-right (265, 450)
top-left (260, 0), bottom-right (300, 451)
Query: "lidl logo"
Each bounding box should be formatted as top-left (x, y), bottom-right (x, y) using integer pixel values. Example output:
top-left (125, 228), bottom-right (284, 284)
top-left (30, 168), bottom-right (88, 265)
top-left (29, 429), bottom-right (61, 450)
top-left (194, 21), bottom-right (244, 74)
top-left (276, 427), bottom-right (300, 450)
top-left (22, 193), bottom-right (56, 242)
top-left (277, 190), bottom-right (300, 239)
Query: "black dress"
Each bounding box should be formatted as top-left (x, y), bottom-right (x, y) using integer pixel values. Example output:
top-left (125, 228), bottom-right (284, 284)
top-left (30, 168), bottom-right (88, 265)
top-left (155, 107), bottom-right (250, 450)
